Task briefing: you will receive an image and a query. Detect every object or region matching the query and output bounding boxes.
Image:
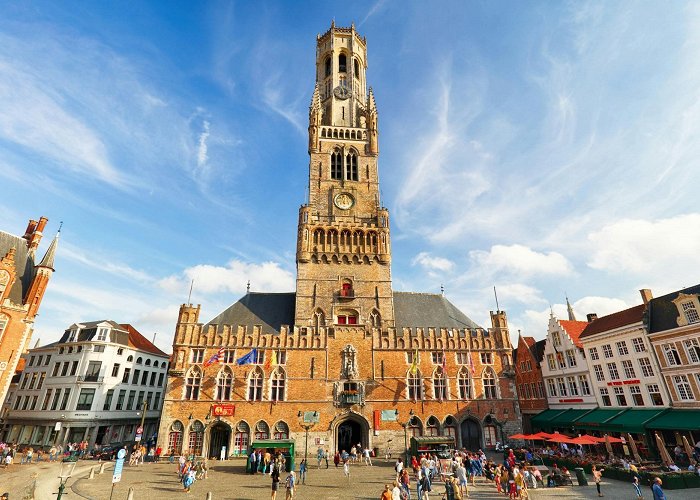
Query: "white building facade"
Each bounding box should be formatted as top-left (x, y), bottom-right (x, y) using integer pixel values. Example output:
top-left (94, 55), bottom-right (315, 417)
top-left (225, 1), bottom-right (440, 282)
top-left (540, 315), bottom-right (597, 410)
top-left (1, 320), bottom-right (169, 449)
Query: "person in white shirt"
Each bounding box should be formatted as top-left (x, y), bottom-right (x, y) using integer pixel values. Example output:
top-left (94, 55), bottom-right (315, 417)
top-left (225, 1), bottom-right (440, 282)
top-left (391, 480), bottom-right (402, 500)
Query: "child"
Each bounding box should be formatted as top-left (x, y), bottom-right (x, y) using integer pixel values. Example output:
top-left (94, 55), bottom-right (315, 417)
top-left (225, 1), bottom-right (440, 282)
top-left (285, 470), bottom-right (296, 499)
top-left (343, 458), bottom-right (351, 480)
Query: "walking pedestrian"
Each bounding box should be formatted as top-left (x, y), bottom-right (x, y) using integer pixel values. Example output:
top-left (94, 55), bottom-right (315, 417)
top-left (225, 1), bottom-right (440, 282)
top-left (592, 465), bottom-right (604, 497)
top-left (633, 476), bottom-right (643, 499)
top-left (271, 466), bottom-right (280, 500)
top-left (285, 470), bottom-right (296, 499)
top-left (334, 451), bottom-right (340, 467)
top-left (324, 448), bottom-right (329, 468)
top-left (652, 477), bottom-right (665, 500)
top-left (299, 459), bottom-right (307, 485)
top-left (343, 458), bottom-right (351, 480)
top-left (380, 484), bottom-right (392, 500)
top-left (317, 448), bottom-right (324, 469)
top-left (392, 480), bottom-right (403, 500)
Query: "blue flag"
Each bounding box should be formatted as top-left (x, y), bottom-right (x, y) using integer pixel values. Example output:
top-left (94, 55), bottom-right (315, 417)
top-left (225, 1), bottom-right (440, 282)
top-left (236, 348), bottom-right (257, 366)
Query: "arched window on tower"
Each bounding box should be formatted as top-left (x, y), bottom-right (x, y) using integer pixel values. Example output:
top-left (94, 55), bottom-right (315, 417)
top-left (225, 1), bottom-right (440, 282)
top-left (184, 367), bottom-right (201, 400)
top-left (216, 367), bottom-right (233, 401)
top-left (457, 367), bottom-right (472, 400)
top-left (270, 368), bottom-right (286, 402)
top-left (369, 310), bottom-right (381, 328)
top-left (338, 53), bottom-right (347, 73)
top-left (313, 309), bottom-right (325, 332)
top-left (325, 56), bottom-right (331, 78)
top-left (407, 369), bottom-right (422, 401)
top-left (426, 416), bottom-right (440, 436)
top-left (331, 148), bottom-right (342, 180)
top-left (433, 367), bottom-right (447, 400)
top-left (354, 58), bottom-right (360, 78)
top-left (248, 367), bottom-right (264, 401)
top-left (345, 151), bottom-right (358, 181)
top-left (483, 368), bottom-right (499, 399)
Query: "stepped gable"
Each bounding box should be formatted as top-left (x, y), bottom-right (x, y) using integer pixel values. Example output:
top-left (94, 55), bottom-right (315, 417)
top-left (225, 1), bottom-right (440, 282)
top-left (558, 319), bottom-right (588, 348)
top-left (393, 291), bottom-right (481, 330)
top-left (204, 292), bottom-right (296, 334)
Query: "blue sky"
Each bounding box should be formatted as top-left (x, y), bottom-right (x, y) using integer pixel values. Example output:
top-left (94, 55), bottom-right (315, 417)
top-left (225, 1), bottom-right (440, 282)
top-left (1, 1), bottom-right (699, 353)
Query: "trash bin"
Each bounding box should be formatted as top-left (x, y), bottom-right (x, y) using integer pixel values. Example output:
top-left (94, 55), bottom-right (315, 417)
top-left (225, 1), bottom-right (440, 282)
top-left (574, 467), bottom-right (588, 486)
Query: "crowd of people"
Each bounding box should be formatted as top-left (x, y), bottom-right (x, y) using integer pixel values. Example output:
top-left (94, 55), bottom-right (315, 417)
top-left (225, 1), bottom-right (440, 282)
top-left (0, 440), bottom-right (94, 466)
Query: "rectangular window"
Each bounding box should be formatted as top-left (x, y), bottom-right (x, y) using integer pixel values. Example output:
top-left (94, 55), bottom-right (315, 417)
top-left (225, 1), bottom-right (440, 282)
top-left (547, 378), bottom-right (557, 397)
top-left (103, 389), bottom-right (114, 411)
top-left (146, 391), bottom-right (153, 410)
top-left (630, 386), bottom-right (644, 406)
top-left (480, 352), bottom-right (492, 364)
top-left (681, 301), bottom-right (700, 324)
top-left (137, 391), bottom-right (145, 409)
top-left (96, 327), bottom-right (109, 341)
top-left (567, 376), bottom-right (579, 396)
top-left (140, 370), bottom-right (148, 385)
top-left (20, 374), bottom-right (29, 390)
top-left (673, 375), bottom-right (694, 400)
top-left (44, 355), bottom-right (51, 366)
top-left (683, 339), bottom-right (700, 364)
top-left (663, 344), bottom-right (681, 366)
top-left (647, 384), bottom-right (663, 406)
top-left (538, 381), bottom-right (545, 398)
top-left (546, 354), bottom-right (556, 371)
top-left (60, 363), bottom-right (69, 376)
top-left (28, 356), bottom-right (34, 367)
top-left (22, 396), bottom-right (30, 410)
top-left (149, 372), bottom-right (156, 386)
top-left (116, 390), bottom-right (126, 410)
top-left (578, 375), bottom-right (591, 396)
top-left (132, 369), bottom-right (140, 385)
top-left (13, 396), bottom-right (21, 410)
top-left (566, 349), bottom-right (577, 367)
top-left (455, 352), bottom-right (469, 364)
top-left (70, 361), bottom-right (78, 376)
top-left (42, 389), bottom-right (53, 411)
top-left (632, 337), bottom-right (646, 353)
top-left (616, 341), bottom-right (629, 356)
top-left (52, 362), bottom-right (60, 377)
top-left (600, 387), bottom-right (611, 406)
top-left (530, 382), bottom-right (537, 399)
top-left (588, 347), bottom-right (600, 360)
top-left (112, 364), bottom-right (120, 377)
top-left (602, 344), bottom-right (613, 358)
top-left (153, 392), bottom-right (161, 410)
top-left (28, 372), bottom-right (38, 390)
top-left (557, 377), bottom-right (567, 396)
top-left (122, 367), bottom-right (131, 384)
top-left (60, 389), bottom-right (71, 410)
top-left (523, 383), bottom-right (531, 399)
top-left (638, 357), bottom-right (654, 377)
top-left (622, 359), bottom-right (636, 379)
top-left (76, 389), bottom-right (95, 411)
top-left (557, 352), bottom-right (566, 369)
top-left (51, 389), bottom-right (62, 411)
top-left (223, 349), bottom-right (236, 363)
top-left (552, 331), bottom-right (561, 347)
top-left (607, 362), bottom-right (620, 380)
top-left (29, 395), bottom-right (38, 411)
top-left (191, 349), bottom-right (204, 364)
top-left (126, 390), bottom-right (136, 410)
top-left (526, 360), bottom-right (532, 371)
top-left (594, 364), bottom-right (605, 382)
top-left (85, 361), bottom-right (101, 381)
top-left (157, 373), bottom-right (164, 387)
top-left (254, 350), bottom-right (265, 365)
top-left (93, 345), bottom-right (105, 353)
top-left (614, 386), bottom-right (627, 406)
top-left (37, 372), bottom-right (45, 389)
top-left (431, 352), bottom-right (444, 364)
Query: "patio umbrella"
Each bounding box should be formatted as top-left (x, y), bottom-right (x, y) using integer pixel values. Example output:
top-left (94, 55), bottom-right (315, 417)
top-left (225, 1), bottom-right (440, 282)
top-left (604, 435), bottom-right (614, 458)
top-left (682, 435), bottom-right (697, 465)
top-left (530, 432), bottom-right (556, 440)
top-left (655, 433), bottom-right (673, 466)
top-left (626, 433), bottom-right (642, 464)
top-left (547, 434), bottom-right (578, 444)
top-left (603, 436), bottom-right (623, 444)
top-left (571, 435), bottom-right (599, 446)
top-left (509, 433), bottom-right (529, 440)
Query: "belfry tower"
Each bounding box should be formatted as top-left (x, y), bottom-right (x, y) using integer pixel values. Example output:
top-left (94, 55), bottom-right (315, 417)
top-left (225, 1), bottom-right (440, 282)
top-left (295, 22), bottom-right (394, 332)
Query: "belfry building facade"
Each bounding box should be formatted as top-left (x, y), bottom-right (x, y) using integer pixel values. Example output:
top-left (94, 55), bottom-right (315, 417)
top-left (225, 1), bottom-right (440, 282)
top-left (158, 23), bottom-right (520, 460)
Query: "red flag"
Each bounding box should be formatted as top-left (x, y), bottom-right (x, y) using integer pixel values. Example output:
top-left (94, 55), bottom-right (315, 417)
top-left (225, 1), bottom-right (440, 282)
top-left (204, 346), bottom-right (225, 368)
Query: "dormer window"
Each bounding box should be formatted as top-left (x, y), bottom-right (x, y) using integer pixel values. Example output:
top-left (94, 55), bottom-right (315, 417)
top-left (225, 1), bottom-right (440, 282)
top-left (672, 293), bottom-right (700, 326)
top-left (681, 301), bottom-right (700, 324)
top-left (96, 328), bottom-right (109, 341)
top-left (67, 329), bottom-right (77, 342)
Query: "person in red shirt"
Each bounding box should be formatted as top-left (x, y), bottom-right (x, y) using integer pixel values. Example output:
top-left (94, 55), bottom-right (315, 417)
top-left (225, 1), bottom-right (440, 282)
top-left (155, 446), bottom-right (162, 463)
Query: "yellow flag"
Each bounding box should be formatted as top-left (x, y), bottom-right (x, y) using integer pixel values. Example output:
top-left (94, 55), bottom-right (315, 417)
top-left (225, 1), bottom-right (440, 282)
top-left (409, 349), bottom-right (419, 375)
top-left (270, 350), bottom-right (277, 367)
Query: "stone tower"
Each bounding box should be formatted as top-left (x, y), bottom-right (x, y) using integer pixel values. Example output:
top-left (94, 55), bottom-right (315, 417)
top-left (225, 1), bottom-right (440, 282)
top-left (295, 22), bottom-right (394, 332)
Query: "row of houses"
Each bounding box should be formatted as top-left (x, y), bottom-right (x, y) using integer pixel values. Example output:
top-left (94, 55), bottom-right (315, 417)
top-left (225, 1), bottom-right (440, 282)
top-left (515, 285), bottom-right (700, 454)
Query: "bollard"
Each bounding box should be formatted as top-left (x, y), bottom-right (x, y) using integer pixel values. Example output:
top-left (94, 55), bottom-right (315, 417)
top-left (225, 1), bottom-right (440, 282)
top-left (126, 486), bottom-right (135, 500)
top-left (205, 493), bottom-right (212, 500)
top-left (89, 466), bottom-right (95, 479)
top-left (99, 462), bottom-right (106, 474)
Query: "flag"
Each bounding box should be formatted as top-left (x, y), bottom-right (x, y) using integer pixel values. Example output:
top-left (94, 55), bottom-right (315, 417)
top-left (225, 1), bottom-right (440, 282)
top-left (203, 346), bottom-right (225, 368)
top-left (468, 350), bottom-right (475, 375)
top-left (236, 348), bottom-right (257, 366)
top-left (409, 349), bottom-right (419, 375)
top-left (264, 350), bottom-right (278, 370)
top-left (441, 350), bottom-right (447, 375)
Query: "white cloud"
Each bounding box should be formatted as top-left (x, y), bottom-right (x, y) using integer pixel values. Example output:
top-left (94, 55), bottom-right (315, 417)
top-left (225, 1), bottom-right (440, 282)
top-left (159, 259), bottom-right (295, 297)
top-left (197, 120), bottom-right (210, 168)
top-left (411, 252), bottom-right (454, 272)
top-left (493, 283), bottom-right (547, 306)
top-left (469, 244), bottom-right (574, 278)
top-left (59, 242), bottom-right (153, 283)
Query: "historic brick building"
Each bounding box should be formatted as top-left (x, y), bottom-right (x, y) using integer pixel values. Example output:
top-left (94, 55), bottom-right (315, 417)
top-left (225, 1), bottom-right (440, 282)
top-left (158, 23), bottom-right (520, 460)
top-left (514, 335), bottom-right (547, 433)
top-left (0, 217), bottom-right (58, 408)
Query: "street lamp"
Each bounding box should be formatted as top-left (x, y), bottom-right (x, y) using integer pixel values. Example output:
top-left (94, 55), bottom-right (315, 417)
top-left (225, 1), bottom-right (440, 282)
top-left (56, 458), bottom-right (77, 499)
top-left (397, 409), bottom-right (414, 467)
top-left (297, 411), bottom-right (318, 468)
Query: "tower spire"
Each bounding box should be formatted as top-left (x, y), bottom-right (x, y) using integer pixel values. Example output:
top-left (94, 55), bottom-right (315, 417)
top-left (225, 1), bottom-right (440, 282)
top-left (566, 295), bottom-right (577, 321)
top-left (37, 224), bottom-right (60, 271)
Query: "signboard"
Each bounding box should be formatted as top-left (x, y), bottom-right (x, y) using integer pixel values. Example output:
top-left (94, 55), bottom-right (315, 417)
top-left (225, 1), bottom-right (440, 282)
top-left (112, 456), bottom-right (125, 484)
top-left (211, 404), bottom-right (236, 417)
top-left (54, 422), bottom-right (62, 431)
top-left (303, 411), bottom-right (320, 423)
top-left (380, 410), bottom-right (398, 422)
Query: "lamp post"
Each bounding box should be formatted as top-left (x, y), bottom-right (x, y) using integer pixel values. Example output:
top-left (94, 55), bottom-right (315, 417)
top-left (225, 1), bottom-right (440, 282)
top-left (56, 458), bottom-right (77, 499)
top-left (297, 411), bottom-right (317, 469)
top-left (397, 409), bottom-right (414, 467)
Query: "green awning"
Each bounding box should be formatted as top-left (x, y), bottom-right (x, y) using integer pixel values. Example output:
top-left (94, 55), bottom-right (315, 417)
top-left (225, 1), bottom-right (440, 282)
top-left (531, 409), bottom-right (568, 427)
top-left (548, 409), bottom-right (594, 428)
top-left (574, 408), bottom-right (626, 431)
top-left (602, 409), bottom-right (669, 434)
top-left (645, 409), bottom-right (700, 431)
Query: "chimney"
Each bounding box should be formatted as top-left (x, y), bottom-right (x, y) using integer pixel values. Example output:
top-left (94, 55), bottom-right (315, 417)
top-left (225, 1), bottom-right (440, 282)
top-left (586, 313), bottom-right (598, 322)
top-left (23, 219), bottom-right (38, 241)
top-left (639, 289), bottom-right (653, 305)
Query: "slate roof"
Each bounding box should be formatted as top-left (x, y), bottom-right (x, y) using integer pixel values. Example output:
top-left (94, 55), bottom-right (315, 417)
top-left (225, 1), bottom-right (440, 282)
top-left (579, 304), bottom-right (646, 339)
top-left (204, 291), bottom-right (482, 333)
top-left (530, 338), bottom-right (547, 363)
top-left (392, 292), bottom-right (481, 330)
top-left (558, 319), bottom-right (588, 348)
top-left (647, 284), bottom-right (700, 334)
top-left (0, 230), bottom-right (35, 305)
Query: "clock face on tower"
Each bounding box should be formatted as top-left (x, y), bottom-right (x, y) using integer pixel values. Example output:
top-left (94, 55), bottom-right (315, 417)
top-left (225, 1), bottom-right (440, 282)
top-left (333, 85), bottom-right (351, 100)
top-left (334, 192), bottom-right (354, 210)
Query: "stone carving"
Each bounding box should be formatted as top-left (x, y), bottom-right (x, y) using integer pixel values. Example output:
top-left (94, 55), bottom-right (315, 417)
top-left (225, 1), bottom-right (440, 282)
top-left (342, 344), bottom-right (358, 379)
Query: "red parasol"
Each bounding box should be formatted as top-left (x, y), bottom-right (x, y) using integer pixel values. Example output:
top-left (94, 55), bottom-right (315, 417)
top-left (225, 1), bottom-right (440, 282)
top-left (508, 433), bottom-right (529, 440)
top-left (571, 435), bottom-right (600, 446)
top-left (547, 434), bottom-right (578, 444)
top-left (530, 431), bottom-right (556, 440)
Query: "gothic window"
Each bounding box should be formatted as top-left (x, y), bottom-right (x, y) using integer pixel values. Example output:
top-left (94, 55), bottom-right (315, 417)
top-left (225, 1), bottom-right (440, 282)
top-left (331, 148), bottom-right (342, 179)
top-left (433, 367), bottom-right (447, 400)
top-left (184, 367), bottom-right (201, 400)
top-left (353, 58), bottom-right (360, 78)
top-left (369, 310), bottom-right (381, 328)
top-left (0, 314), bottom-right (8, 342)
top-left (408, 416), bottom-right (422, 437)
top-left (270, 368), bottom-right (286, 402)
top-left (426, 416), bottom-right (440, 436)
top-left (234, 421), bottom-right (250, 456)
top-left (248, 367), bottom-right (264, 401)
top-left (216, 368), bottom-right (233, 401)
top-left (273, 421), bottom-right (289, 440)
top-left (338, 53), bottom-right (347, 73)
top-left (188, 421), bottom-right (204, 455)
top-left (325, 56), bottom-right (331, 77)
top-left (168, 421), bottom-right (183, 454)
top-left (457, 367), bottom-right (472, 399)
top-left (254, 420), bottom-right (270, 440)
top-left (483, 368), bottom-right (498, 399)
top-left (407, 369), bottom-right (422, 400)
top-left (313, 309), bottom-right (325, 331)
top-left (345, 151), bottom-right (358, 181)
top-left (444, 416), bottom-right (457, 439)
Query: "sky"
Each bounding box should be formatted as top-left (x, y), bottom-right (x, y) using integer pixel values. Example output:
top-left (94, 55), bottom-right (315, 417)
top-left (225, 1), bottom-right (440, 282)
top-left (1, 1), bottom-right (699, 354)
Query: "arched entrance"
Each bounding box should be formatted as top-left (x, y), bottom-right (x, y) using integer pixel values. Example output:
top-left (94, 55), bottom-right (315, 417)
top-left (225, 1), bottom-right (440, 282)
top-left (208, 422), bottom-right (231, 459)
top-left (460, 418), bottom-right (481, 451)
top-left (334, 413), bottom-right (369, 454)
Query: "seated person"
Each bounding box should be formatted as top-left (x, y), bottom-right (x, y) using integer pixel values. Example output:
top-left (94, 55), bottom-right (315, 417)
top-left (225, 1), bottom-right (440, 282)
top-left (668, 463), bottom-right (680, 472)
